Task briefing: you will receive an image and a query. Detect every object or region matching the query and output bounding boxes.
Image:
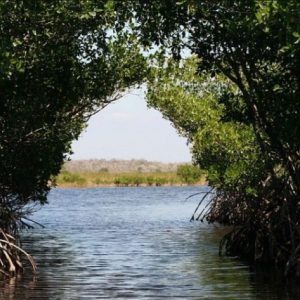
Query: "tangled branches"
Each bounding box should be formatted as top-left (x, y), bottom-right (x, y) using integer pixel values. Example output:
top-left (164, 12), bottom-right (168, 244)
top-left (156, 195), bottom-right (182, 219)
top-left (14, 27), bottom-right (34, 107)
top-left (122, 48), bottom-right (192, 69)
top-left (0, 197), bottom-right (38, 277)
top-left (199, 188), bottom-right (300, 277)
top-left (0, 230), bottom-right (36, 277)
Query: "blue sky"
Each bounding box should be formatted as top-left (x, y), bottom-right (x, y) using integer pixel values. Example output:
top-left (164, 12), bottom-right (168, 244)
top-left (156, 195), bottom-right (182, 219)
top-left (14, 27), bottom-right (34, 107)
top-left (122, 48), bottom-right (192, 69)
top-left (71, 89), bottom-right (192, 163)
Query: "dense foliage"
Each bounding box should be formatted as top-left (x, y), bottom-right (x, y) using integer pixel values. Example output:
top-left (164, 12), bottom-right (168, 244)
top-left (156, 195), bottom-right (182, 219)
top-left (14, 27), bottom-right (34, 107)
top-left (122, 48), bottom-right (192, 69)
top-left (1, 0), bottom-right (299, 277)
top-left (0, 1), bottom-right (146, 274)
top-left (148, 57), bottom-right (263, 192)
top-left (126, 0), bottom-right (300, 276)
top-left (176, 164), bottom-right (205, 184)
top-left (0, 1), bottom-right (145, 231)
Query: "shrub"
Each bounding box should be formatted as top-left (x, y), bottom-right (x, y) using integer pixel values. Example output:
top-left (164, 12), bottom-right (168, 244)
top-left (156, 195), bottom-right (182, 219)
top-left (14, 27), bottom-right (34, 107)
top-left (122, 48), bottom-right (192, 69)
top-left (60, 171), bottom-right (86, 185)
top-left (176, 164), bottom-right (204, 184)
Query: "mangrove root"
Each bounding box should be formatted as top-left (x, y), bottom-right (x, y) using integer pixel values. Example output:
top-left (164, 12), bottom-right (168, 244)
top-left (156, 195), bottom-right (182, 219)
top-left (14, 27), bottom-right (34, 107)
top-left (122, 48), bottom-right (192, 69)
top-left (0, 229), bottom-right (36, 277)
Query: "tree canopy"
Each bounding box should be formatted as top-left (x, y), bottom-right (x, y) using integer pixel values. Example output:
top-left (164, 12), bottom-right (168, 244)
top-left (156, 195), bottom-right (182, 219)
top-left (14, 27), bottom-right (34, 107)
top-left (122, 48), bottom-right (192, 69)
top-left (126, 0), bottom-right (300, 192)
top-left (0, 1), bottom-right (146, 233)
top-left (126, 0), bottom-right (300, 275)
top-left (147, 57), bottom-right (263, 193)
top-left (1, 0), bottom-right (300, 277)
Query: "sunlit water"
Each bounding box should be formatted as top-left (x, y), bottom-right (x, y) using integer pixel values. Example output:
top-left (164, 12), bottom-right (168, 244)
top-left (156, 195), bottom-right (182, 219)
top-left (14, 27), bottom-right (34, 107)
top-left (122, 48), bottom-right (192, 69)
top-left (0, 186), bottom-right (299, 299)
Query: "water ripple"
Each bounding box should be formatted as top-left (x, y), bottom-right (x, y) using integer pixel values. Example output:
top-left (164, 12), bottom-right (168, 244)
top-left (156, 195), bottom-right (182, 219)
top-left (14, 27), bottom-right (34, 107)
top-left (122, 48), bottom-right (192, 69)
top-left (0, 187), bottom-right (299, 299)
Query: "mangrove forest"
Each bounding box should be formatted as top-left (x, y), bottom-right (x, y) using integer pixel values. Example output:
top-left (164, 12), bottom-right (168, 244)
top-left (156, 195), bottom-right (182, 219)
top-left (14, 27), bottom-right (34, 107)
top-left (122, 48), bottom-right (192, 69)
top-left (0, 0), bottom-right (300, 282)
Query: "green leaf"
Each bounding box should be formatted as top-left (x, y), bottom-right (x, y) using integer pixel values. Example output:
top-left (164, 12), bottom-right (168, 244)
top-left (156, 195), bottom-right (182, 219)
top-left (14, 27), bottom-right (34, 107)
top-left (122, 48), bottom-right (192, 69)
top-left (273, 84), bottom-right (281, 92)
top-left (176, 0), bottom-right (187, 5)
top-left (89, 11), bottom-right (96, 17)
top-left (12, 39), bottom-right (22, 47)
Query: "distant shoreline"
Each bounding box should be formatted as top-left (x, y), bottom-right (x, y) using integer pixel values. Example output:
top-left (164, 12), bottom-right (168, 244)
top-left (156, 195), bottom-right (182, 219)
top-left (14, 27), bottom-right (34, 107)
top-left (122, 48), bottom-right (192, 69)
top-left (63, 158), bottom-right (190, 174)
top-left (56, 182), bottom-right (207, 189)
top-left (56, 161), bottom-right (207, 189)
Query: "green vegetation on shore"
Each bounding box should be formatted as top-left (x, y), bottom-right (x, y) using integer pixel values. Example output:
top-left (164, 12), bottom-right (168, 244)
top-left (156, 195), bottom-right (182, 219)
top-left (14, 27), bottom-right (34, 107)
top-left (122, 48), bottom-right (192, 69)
top-left (56, 167), bottom-right (206, 188)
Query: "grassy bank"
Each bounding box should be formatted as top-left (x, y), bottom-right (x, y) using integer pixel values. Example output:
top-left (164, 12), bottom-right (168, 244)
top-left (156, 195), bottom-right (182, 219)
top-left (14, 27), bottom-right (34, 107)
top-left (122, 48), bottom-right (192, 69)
top-left (56, 170), bottom-right (206, 188)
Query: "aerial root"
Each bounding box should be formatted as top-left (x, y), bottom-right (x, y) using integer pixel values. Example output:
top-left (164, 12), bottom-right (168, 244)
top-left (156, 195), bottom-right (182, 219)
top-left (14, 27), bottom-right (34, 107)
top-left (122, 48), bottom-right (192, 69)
top-left (0, 229), bottom-right (36, 277)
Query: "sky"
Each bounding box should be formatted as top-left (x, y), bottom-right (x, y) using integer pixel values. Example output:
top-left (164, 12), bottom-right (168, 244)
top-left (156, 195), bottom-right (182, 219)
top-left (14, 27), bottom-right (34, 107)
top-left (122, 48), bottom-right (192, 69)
top-left (71, 89), bottom-right (192, 163)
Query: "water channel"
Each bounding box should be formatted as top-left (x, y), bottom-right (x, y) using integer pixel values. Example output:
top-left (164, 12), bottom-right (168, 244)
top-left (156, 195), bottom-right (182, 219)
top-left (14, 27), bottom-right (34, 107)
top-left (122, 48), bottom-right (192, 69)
top-left (0, 186), bottom-right (299, 299)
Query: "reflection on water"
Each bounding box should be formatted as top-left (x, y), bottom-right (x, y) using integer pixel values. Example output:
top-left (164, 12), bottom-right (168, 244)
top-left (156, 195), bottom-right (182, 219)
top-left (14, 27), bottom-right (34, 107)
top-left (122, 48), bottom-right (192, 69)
top-left (0, 187), bottom-right (299, 299)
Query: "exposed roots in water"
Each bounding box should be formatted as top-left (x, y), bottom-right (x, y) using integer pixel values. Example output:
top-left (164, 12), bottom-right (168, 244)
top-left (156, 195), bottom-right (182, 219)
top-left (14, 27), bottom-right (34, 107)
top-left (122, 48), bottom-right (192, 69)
top-left (192, 190), bottom-right (300, 277)
top-left (218, 225), bottom-right (300, 277)
top-left (0, 200), bottom-right (41, 277)
top-left (187, 188), bottom-right (215, 222)
top-left (0, 229), bottom-right (36, 277)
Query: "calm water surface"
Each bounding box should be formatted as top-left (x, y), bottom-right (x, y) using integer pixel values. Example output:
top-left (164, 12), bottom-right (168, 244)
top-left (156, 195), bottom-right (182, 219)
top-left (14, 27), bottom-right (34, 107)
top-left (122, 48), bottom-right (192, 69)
top-left (0, 186), bottom-right (299, 299)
